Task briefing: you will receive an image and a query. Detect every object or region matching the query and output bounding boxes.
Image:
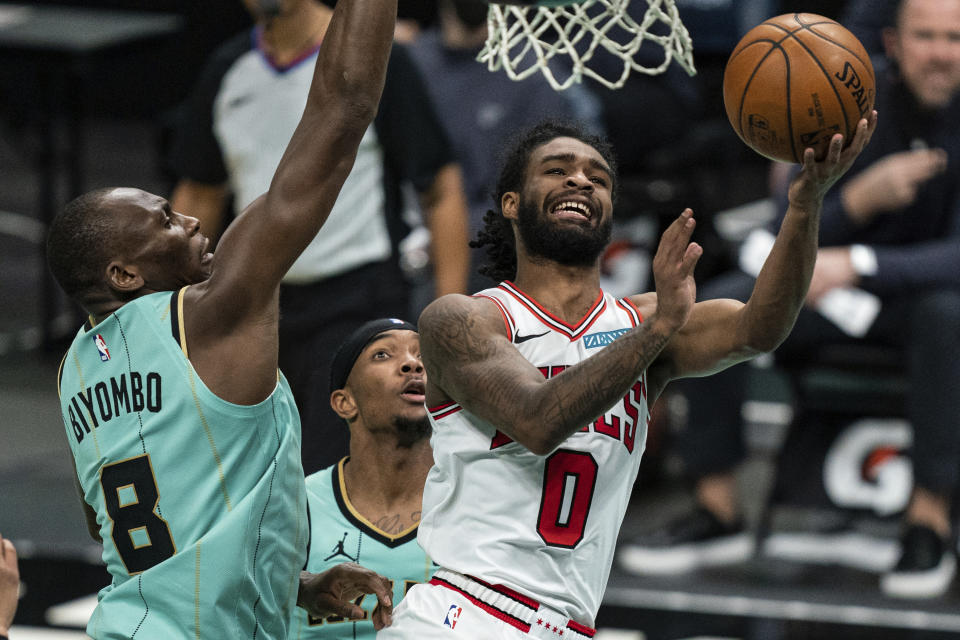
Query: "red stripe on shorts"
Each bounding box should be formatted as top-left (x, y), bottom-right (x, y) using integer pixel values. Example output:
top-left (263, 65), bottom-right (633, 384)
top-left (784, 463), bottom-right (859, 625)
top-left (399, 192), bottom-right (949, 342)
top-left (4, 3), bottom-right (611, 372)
top-left (567, 619), bottom-right (596, 637)
top-left (430, 576), bottom-right (532, 633)
top-left (468, 574), bottom-right (540, 611)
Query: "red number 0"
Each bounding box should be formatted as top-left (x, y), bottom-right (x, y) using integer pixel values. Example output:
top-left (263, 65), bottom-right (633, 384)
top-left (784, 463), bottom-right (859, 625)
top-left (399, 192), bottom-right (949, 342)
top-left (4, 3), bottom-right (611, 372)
top-left (537, 449), bottom-right (598, 548)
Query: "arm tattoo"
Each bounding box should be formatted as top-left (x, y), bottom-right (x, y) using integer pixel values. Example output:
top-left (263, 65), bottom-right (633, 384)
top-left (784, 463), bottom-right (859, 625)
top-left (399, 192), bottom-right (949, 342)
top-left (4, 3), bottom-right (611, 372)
top-left (424, 298), bottom-right (674, 450)
top-left (541, 326), bottom-right (670, 444)
top-left (425, 303), bottom-right (499, 366)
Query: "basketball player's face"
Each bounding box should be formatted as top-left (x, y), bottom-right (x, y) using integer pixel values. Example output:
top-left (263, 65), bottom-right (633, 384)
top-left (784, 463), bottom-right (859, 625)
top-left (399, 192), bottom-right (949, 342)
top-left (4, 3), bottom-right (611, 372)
top-left (887, 0), bottom-right (960, 108)
top-left (346, 330), bottom-right (429, 447)
top-left (108, 188), bottom-right (213, 292)
top-left (512, 137), bottom-right (613, 267)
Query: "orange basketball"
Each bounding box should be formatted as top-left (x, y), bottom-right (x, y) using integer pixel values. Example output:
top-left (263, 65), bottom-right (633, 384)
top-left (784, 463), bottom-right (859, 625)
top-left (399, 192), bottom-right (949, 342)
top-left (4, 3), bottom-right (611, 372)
top-left (723, 13), bottom-right (875, 164)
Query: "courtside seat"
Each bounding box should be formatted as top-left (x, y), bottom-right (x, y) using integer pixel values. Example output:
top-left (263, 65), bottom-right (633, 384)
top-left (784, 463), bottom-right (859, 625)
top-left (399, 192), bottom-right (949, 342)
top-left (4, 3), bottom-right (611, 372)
top-left (759, 344), bottom-right (911, 573)
top-left (784, 343), bottom-right (907, 417)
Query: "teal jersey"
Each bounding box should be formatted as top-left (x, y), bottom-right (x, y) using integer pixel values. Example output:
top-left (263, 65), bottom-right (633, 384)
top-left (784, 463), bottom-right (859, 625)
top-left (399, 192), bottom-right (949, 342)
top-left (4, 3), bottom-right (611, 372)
top-left (289, 458), bottom-right (434, 640)
top-left (58, 289), bottom-right (308, 640)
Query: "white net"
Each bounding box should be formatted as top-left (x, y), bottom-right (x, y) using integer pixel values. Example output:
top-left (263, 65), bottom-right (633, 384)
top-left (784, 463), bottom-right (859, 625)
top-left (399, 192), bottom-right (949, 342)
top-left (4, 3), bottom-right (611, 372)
top-left (478, 0), bottom-right (696, 91)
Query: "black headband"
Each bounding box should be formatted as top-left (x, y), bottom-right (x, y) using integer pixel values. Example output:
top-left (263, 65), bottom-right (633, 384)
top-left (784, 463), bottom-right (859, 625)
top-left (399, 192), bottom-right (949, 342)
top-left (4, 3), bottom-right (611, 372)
top-left (328, 318), bottom-right (418, 395)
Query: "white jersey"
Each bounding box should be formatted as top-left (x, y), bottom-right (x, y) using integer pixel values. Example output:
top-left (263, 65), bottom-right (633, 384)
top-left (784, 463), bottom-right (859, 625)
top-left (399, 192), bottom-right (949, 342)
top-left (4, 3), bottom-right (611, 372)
top-left (417, 281), bottom-right (650, 626)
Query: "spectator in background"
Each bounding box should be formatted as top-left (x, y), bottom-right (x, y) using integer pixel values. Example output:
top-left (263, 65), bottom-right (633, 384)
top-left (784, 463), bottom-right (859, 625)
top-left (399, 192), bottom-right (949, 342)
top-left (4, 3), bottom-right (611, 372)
top-left (842, 0), bottom-right (900, 56)
top-left (619, 0), bottom-right (960, 600)
top-left (168, 0), bottom-right (470, 474)
top-left (406, 0), bottom-right (603, 292)
top-left (0, 534), bottom-right (17, 640)
top-left (291, 319), bottom-right (434, 639)
top-left (585, 8), bottom-right (703, 180)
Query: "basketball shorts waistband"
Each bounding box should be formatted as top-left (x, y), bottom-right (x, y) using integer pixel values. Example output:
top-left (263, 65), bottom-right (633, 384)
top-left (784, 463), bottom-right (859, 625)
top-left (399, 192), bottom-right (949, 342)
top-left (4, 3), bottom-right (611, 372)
top-left (430, 568), bottom-right (596, 638)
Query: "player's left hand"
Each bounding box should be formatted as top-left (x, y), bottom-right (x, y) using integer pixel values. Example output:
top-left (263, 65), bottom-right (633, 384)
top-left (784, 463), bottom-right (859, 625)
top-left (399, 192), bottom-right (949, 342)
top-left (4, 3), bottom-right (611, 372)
top-left (789, 110), bottom-right (878, 206)
top-left (297, 564), bottom-right (394, 629)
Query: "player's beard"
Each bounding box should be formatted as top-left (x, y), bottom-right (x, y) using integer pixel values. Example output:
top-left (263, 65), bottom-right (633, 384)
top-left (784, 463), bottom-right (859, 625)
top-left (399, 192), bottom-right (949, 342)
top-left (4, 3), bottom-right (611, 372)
top-left (393, 415), bottom-right (431, 448)
top-left (516, 193), bottom-right (611, 267)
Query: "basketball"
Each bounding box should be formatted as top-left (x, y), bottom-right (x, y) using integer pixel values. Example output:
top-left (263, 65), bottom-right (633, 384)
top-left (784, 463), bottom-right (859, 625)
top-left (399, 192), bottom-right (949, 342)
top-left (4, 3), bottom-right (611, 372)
top-left (723, 13), bottom-right (875, 164)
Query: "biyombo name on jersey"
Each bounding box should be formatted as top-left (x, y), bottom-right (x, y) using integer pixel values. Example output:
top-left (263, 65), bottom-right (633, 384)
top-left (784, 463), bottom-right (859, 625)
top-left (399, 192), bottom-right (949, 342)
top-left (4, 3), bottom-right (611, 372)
top-left (66, 371), bottom-right (162, 443)
top-left (583, 328), bottom-right (631, 349)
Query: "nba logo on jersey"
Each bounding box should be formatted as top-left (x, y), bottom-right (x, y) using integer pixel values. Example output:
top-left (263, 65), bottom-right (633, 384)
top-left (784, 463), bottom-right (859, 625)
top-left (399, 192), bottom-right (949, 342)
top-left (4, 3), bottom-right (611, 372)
top-left (443, 604), bottom-right (462, 629)
top-left (93, 334), bottom-right (110, 362)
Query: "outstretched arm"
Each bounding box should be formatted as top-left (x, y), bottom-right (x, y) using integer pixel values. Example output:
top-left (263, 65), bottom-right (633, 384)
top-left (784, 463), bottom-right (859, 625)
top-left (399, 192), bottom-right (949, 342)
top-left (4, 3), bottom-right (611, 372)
top-left (420, 210), bottom-right (701, 455)
top-left (191, 0), bottom-right (398, 322)
top-left (182, 0), bottom-right (398, 403)
top-left (649, 112), bottom-right (878, 392)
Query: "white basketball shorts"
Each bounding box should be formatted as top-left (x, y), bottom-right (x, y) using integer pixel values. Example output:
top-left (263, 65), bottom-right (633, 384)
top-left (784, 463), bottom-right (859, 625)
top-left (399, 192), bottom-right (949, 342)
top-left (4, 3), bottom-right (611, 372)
top-left (376, 568), bottom-right (596, 639)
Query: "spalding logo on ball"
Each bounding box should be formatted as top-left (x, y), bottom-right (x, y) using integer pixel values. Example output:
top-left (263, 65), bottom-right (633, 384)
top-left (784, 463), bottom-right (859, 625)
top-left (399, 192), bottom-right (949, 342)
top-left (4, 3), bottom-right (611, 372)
top-left (723, 13), bottom-right (875, 164)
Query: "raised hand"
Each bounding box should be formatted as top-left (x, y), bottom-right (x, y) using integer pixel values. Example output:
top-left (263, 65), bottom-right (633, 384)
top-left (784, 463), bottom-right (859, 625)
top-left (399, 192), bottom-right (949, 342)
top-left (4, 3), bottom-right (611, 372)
top-left (789, 110), bottom-right (879, 207)
top-left (841, 147), bottom-right (948, 224)
top-left (651, 208), bottom-right (702, 332)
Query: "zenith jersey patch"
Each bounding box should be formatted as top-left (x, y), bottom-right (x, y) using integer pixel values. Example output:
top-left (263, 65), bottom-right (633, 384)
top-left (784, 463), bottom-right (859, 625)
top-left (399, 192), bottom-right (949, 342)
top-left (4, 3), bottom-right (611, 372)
top-left (582, 328), bottom-right (630, 349)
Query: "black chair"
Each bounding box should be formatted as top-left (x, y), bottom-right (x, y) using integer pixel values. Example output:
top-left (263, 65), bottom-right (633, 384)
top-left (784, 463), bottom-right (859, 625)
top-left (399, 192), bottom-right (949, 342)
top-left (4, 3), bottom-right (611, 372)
top-left (756, 343), bottom-right (911, 570)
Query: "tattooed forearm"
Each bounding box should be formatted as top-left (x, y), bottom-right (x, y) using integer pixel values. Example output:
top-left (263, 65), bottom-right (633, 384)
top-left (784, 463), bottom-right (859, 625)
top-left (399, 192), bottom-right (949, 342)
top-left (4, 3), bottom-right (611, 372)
top-left (539, 322), bottom-right (671, 447)
top-left (421, 295), bottom-right (679, 454)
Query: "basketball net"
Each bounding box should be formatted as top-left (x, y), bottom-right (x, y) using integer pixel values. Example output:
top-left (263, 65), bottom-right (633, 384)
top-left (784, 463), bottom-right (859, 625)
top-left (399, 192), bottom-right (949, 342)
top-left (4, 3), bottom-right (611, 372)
top-left (479, 0), bottom-right (696, 91)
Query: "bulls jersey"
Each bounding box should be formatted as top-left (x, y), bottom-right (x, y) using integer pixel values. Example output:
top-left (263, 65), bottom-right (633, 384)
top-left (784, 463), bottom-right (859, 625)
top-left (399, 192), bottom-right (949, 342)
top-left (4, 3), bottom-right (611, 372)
top-left (417, 281), bottom-right (650, 626)
top-left (58, 288), bottom-right (307, 639)
top-left (290, 459), bottom-right (435, 639)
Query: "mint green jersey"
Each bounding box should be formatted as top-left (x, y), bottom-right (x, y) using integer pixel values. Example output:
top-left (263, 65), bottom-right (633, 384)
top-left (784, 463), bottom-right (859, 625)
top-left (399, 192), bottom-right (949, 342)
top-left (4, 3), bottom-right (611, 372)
top-left (58, 288), bottom-right (307, 639)
top-left (289, 458), bottom-right (434, 640)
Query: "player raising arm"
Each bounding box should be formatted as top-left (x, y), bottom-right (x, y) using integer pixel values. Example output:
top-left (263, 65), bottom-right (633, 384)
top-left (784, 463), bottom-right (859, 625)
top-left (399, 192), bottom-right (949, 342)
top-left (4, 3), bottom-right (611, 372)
top-left (46, 0), bottom-right (398, 636)
top-left (379, 114), bottom-right (876, 638)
